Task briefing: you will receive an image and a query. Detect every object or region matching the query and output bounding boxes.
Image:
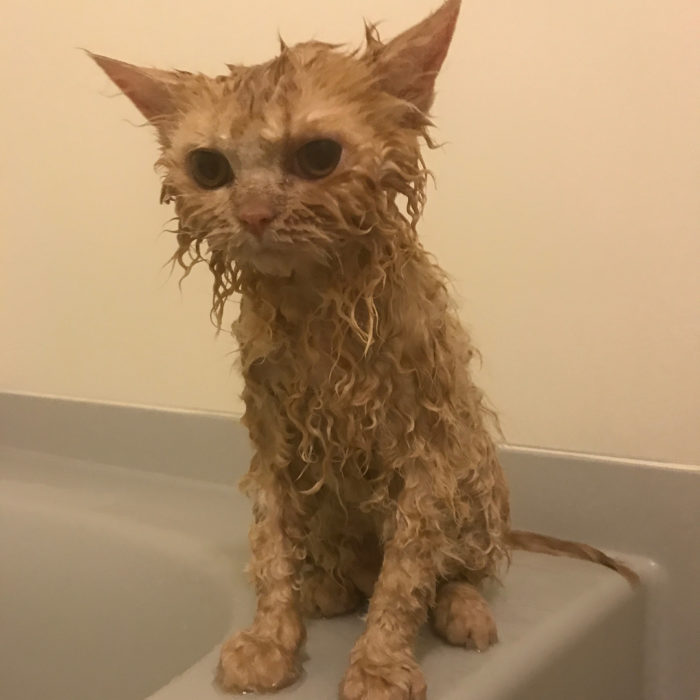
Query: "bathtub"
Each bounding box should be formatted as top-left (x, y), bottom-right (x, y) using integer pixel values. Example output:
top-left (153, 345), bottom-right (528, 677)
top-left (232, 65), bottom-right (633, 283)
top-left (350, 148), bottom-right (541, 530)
top-left (1, 393), bottom-right (697, 699)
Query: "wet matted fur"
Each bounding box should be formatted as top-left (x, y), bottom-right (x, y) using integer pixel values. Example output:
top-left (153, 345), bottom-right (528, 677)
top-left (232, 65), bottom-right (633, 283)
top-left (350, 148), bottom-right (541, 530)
top-left (90, 1), bottom-right (637, 697)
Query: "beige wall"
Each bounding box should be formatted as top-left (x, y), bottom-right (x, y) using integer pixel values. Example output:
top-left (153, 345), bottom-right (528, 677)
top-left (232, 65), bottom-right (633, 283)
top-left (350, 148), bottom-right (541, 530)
top-left (1, 1), bottom-right (698, 464)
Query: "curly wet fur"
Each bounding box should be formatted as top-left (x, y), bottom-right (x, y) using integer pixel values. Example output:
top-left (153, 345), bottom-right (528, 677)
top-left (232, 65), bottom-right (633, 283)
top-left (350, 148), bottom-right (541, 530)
top-left (91, 1), bottom-right (635, 696)
top-left (151, 11), bottom-right (512, 594)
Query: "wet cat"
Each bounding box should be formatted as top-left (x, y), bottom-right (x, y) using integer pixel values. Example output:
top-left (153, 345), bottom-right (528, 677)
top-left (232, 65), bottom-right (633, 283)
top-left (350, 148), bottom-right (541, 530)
top-left (90, 1), bottom-right (636, 697)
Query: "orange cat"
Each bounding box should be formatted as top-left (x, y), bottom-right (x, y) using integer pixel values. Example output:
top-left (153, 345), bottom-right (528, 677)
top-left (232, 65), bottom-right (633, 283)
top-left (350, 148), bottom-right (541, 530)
top-left (91, 2), bottom-right (635, 697)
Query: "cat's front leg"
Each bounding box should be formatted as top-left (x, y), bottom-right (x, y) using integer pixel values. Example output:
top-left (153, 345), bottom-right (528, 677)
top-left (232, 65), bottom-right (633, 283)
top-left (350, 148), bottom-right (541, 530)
top-left (339, 473), bottom-right (438, 700)
top-left (218, 455), bottom-right (305, 694)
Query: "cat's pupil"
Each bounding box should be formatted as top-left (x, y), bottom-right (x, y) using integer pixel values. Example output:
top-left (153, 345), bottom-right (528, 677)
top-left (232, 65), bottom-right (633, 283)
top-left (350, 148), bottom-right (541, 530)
top-left (187, 148), bottom-right (234, 189)
top-left (294, 139), bottom-right (342, 180)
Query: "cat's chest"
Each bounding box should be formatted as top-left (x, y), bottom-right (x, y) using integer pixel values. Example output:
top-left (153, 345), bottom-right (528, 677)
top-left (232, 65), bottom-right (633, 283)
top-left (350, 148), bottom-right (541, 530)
top-left (247, 336), bottom-right (331, 392)
top-left (236, 301), bottom-right (354, 394)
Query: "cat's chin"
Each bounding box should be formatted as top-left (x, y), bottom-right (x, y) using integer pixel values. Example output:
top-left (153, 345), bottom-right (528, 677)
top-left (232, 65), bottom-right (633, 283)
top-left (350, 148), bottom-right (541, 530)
top-left (235, 237), bottom-right (327, 279)
top-left (236, 247), bottom-right (309, 279)
top-left (229, 236), bottom-right (294, 278)
top-left (244, 255), bottom-right (296, 278)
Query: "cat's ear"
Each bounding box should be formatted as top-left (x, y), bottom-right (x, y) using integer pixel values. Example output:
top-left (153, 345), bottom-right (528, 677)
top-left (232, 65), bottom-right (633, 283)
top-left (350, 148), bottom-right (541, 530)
top-left (88, 52), bottom-right (179, 123)
top-left (369, 0), bottom-right (460, 113)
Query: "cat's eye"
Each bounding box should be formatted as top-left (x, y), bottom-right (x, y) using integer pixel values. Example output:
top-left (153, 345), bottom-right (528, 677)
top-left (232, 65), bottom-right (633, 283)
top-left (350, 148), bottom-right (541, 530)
top-left (187, 148), bottom-right (234, 189)
top-left (292, 139), bottom-right (342, 180)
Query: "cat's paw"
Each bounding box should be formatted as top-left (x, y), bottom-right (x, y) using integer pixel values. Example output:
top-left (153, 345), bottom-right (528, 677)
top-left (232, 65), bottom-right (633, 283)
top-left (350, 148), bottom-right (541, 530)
top-left (217, 629), bottom-right (301, 693)
top-left (431, 581), bottom-right (498, 651)
top-left (339, 656), bottom-right (426, 700)
top-left (300, 569), bottom-right (363, 618)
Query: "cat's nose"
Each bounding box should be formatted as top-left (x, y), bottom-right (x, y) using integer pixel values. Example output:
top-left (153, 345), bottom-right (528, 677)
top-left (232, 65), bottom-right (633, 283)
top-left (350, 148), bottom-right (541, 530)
top-left (237, 200), bottom-right (277, 236)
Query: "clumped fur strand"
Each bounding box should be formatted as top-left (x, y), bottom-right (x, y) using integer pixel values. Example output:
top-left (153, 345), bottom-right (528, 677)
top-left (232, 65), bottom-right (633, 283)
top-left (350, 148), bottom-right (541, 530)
top-left (91, 1), bottom-right (636, 697)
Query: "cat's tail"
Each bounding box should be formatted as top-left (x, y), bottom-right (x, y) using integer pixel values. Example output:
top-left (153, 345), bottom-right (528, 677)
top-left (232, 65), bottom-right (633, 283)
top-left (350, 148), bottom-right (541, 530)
top-left (507, 529), bottom-right (640, 586)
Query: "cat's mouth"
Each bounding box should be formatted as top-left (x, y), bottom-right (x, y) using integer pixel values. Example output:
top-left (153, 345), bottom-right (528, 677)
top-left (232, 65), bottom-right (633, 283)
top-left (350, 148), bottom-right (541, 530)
top-left (238, 225), bottom-right (286, 253)
top-left (236, 224), bottom-right (341, 278)
top-left (233, 228), bottom-right (309, 276)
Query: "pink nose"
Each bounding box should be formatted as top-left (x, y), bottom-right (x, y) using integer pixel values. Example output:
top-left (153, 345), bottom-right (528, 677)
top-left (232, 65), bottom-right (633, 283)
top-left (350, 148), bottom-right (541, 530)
top-left (237, 202), bottom-right (277, 235)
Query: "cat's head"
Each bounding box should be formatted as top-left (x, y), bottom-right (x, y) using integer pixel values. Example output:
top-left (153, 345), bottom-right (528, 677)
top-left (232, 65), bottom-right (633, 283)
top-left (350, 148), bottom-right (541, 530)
top-left (91, 0), bottom-right (460, 285)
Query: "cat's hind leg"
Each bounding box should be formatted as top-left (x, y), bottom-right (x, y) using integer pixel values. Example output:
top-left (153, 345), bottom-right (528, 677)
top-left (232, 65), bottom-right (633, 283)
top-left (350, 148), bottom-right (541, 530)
top-left (300, 533), bottom-right (381, 617)
top-left (430, 580), bottom-right (498, 651)
top-left (300, 567), bottom-right (363, 618)
top-left (300, 511), bottom-right (381, 618)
